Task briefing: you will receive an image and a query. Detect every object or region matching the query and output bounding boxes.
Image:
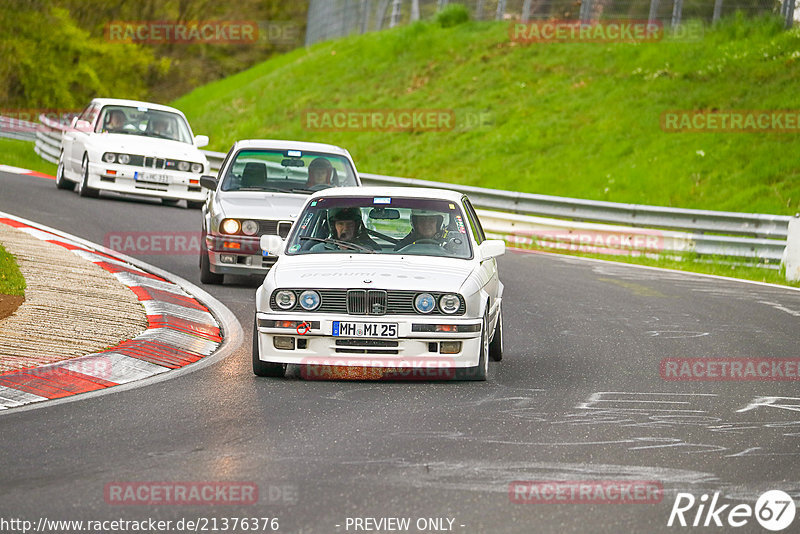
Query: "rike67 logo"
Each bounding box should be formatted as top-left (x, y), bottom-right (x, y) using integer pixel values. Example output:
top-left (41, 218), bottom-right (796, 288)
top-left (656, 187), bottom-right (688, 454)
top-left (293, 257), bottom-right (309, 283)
top-left (668, 490), bottom-right (795, 531)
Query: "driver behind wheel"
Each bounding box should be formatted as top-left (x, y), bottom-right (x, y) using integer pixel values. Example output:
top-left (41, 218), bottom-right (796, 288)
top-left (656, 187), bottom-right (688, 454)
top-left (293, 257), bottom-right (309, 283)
top-left (305, 157), bottom-right (337, 189)
top-left (394, 209), bottom-right (449, 250)
top-left (311, 207), bottom-right (379, 251)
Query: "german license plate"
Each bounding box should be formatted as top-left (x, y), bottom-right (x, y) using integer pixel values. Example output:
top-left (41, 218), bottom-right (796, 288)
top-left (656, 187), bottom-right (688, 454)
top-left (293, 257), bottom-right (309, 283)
top-left (135, 171), bottom-right (170, 184)
top-left (332, 321), bottom-right (397, 338)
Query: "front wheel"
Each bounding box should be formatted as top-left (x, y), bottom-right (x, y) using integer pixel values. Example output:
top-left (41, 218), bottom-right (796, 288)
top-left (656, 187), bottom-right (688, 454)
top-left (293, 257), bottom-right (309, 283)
top-left (199, 239), bottom-right (224, 285)
top-left (252, 317), bottom-right (286, 377)
top-left (77, 155), bottom-right (99, 198)
top-left (455, 312), bottom-right (489, 381)
top-left (55, 155), bottom-right (75, 190)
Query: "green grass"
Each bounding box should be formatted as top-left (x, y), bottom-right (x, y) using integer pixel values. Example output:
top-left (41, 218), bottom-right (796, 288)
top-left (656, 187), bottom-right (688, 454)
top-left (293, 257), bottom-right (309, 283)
top-left (173, 13), bottom-right (800, 216)
top-left (0, 243), bottom-right (26, 297)
top-left (0, 138), bottom-right (57, 176)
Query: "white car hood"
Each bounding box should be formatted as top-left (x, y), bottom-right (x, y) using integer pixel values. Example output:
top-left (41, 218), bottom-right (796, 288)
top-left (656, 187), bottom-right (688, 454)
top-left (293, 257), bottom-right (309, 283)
top-left (273, 255), bottom-right (476, 292)
top-left (216, 193), bottom-right (308, 221)
top-left (92, 134), bottom-right (205, 161)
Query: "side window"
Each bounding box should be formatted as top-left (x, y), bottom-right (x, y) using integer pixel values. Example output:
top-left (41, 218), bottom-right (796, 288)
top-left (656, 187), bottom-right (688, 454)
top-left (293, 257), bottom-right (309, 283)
top-left (462, 198), bottom-right (486, 244)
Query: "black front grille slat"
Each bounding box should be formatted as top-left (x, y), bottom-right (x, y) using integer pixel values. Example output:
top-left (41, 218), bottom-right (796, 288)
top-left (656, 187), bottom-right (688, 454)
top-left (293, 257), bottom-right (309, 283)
top-left (348, 289), bottom-right (367, 315)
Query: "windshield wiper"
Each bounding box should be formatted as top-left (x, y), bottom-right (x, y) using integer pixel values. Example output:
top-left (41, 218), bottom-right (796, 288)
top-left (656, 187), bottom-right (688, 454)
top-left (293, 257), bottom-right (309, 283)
top-left (299, 236), bottom-right (376, 253)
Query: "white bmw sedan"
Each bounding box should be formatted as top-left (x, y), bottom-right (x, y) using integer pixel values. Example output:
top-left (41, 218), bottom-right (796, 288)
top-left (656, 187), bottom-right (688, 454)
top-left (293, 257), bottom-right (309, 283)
top-left (55, 98), bottom-right (210, 207)
top-left (253, 187), bottom-right (505, 381)
top-left (199, 140), bottom-right (361, 284)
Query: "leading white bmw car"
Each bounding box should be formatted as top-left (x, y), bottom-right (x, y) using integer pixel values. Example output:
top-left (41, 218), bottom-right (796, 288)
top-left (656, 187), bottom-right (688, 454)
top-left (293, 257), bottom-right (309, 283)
top-left (253, 187), bottom-right (505, 381)
top-left (55, 98), bottom-right (210, 207)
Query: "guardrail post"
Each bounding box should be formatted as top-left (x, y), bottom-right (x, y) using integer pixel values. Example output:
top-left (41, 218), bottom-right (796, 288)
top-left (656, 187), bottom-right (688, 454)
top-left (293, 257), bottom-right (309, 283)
top-left (784, 214), bottom-right (800, 281)
top-left (712, 0), bottom-right (723, 24)
top-left (389, 0), bottom-right (402, 28)
top-left (410, 0), bottom-right (420, 21)
top-left (475, 0), bottom-right (484, 19)
top-left (579, 0), bottom-right (594, 23)
top-left (671, 0), bottom-right (683, 28)
top-left (648, 0), bottom-right (660, 23)
top-left (521, 0), bottom-right (532, 22)
top-left (784, 0), bottom-right (796, 29)
top-left (495, 0), bottom-right (507, 20)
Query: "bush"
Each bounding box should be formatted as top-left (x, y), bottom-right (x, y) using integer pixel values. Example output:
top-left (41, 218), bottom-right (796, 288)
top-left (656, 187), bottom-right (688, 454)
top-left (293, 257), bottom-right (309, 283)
top-left (435, 4), bottom-right (470, 28)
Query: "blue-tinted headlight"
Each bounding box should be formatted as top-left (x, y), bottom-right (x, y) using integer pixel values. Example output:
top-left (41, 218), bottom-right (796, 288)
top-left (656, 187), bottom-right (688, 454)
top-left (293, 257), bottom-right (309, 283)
top-left (414, 293), bottom-right (436, 314)
top-left (299, 290), bottom-right (320, 311)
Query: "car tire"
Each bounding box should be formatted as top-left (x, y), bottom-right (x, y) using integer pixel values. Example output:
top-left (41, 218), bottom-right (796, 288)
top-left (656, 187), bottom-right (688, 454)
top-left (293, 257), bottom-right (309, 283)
top-left (55, 155), bottom-right (75, 191)
top-left (161, 198), bottom-right (180, 207)
top-left (489, 306), bottom-right (503, 362)
top-left (252, 317), bottom-right (286, 377)
top-left (199, 239), bottom-right (224, 285)
top-left (456, 311), bottom-right (489, 381)
top-left (187, 201), bottom-right (205, 210)
top-left (77, 155), bottom-right (99, 198)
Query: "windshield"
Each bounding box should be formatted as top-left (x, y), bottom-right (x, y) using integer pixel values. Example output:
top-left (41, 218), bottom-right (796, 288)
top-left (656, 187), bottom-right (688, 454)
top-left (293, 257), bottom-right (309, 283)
top-left (220, 149), bottom-right (358, 193)
top-left (95, 105), bottom-right (193, 143)
top-left (285, 196), bottom-right (473, 259)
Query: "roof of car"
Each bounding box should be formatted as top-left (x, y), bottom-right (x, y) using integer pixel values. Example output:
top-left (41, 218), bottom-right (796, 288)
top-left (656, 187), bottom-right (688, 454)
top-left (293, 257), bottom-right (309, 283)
top-left (232, 139), bottom-right (351, 156)
top-left (309, 186), bottom-right (465, 202)
top-left (90, 98), bottom-right (187, 116)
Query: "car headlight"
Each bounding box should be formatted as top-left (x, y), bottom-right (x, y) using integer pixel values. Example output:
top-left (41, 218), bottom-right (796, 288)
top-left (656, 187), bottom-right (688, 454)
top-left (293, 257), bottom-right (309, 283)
top-left (178, 161), bottom-right (190, 172)
top-left (221, 219), bottom-right (240, 234)
top-left (241, 220), bottom-right (259, 236)
top-left (299, 290), bottom-right (320, 311)
top-left (191, 163), bottom-right (203, 173)
top-left (439, 294), bottom-right (460, 314)
top-left (275, 290), bottom-right (296, 310)
top-left (102, 152), bottom-right (116, 163)
top-left (414, 293), bottom-right (436, 314)
top-left (117, 153), bottom-right (130, 165)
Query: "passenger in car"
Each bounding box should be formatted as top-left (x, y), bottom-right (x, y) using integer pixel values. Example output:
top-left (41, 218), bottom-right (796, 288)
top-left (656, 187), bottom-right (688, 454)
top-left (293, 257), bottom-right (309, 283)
top-left (394, 209), bottom-right (450, 250)
top-left (305, 158), bottom-right (337, 189)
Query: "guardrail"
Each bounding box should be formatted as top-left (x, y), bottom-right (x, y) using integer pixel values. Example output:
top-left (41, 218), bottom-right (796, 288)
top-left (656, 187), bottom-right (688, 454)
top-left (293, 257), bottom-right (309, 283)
top-left (23, 114), bottom-right (793, 267)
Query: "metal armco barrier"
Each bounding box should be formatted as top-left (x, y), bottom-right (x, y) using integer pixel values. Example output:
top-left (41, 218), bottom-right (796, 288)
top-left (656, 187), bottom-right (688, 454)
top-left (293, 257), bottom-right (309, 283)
top-left (26, 115), bottom-right (792, 268)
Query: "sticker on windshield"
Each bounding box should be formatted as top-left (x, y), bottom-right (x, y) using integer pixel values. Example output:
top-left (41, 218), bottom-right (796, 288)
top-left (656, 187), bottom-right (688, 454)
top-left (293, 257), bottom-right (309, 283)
top-left (137, 106), bottom-right (148, 112)
top-left (310, 201), bottom-right (318, 206)
top-left (449, 203), bottom-right (456, 209)
top-left (299, 212), bottom-right (314, 230)
top-left (373, 197), bottom-right (391, 204)
top-left (287, 150), bottom-right (302, 157)
top-left (455, 215), bottom-right (467, 233)
top-left (289, 244), bottom-right (301, 252)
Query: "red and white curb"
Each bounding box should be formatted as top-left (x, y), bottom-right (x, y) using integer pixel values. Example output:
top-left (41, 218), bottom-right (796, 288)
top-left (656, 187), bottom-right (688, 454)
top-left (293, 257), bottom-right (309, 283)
top-left (0, 213), bottom-right (240, 411)
top-left (0, 164), bottom-right (54, 180)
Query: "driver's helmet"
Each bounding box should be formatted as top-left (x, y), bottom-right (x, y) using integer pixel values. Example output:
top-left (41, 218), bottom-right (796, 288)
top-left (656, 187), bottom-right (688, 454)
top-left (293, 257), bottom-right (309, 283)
top-left (410, 209), bottom-right (445, 234)
top-left (308, 158), bottom-right (333, 184)
top-left (328, 207), bottom-right (364, 237)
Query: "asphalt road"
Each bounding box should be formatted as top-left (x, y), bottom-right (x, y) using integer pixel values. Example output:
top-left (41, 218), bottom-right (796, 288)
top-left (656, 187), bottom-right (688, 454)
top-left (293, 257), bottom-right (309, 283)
top-left (1, 169), bottom-right (799, 534)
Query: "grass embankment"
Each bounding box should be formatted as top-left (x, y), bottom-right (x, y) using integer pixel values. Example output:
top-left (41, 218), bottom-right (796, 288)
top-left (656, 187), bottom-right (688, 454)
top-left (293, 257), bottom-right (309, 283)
top-left (174, 14), bottom-right (800, 216)
top-left (0, 242), bottom-right (26, 320)
top-left (0, 138), bottom-right (57, 176)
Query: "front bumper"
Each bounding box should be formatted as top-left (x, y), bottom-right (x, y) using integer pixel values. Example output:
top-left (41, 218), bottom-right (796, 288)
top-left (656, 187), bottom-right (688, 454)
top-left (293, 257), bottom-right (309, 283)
top-left (206, 234), bottom-right (276, 275)
top-left (254, 312), bottom-right (483, 370)
top-left (88, 161), bottom-right (206, 201)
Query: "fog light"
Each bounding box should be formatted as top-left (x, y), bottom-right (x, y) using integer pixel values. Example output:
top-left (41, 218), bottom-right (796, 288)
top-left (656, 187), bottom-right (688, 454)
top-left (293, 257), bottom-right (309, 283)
top-left (273, 336), bottom-right (295, 350)
top-left (219, 254), bottom-right (236, 264)
top-left (440, 341), bottom-right (462, 354)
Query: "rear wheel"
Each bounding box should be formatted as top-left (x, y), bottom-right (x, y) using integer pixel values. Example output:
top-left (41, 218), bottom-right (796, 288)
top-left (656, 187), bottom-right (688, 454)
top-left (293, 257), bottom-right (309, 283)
top-left (55, 155), bottom-right (75, 190)
top-left (489, 306), bottom-right (503, 362)
top-left (77, 154), bottom-right (99, 198)
top-left (252, 317), bottom-right (286, 377)
top-left (199, 238), bottom-right (224, 285)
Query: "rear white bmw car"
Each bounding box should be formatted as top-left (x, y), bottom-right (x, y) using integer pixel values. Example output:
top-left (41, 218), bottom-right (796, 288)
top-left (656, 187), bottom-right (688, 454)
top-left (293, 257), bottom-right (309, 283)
top-left (252, 187), bottom-right (505, 381)
top-left (55, 98), bottom-right (210, 207)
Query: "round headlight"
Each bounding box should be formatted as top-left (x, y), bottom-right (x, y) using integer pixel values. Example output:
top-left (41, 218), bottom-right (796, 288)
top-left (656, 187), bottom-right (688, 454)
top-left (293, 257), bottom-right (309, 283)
top-left (439, 294), bottom-right (460, 314)
top-left (241, 220), bottom-right (259, 236)
top-left (221, 219), bottom-right (240, 234)
top-left (178, 161), bottom-right (190, 171)
top-left (275, 290), bottom-right (296, 310)
top-left (414, 293), bottom-right (436, 314)
top-left (117, 153), bottom-right (130, 164)
top-left (299, 290), bottom-right (320, 311)
top-left (191, 163), bottom-right (203, 173)
top-left (102, 152), bottom-right (116, 163)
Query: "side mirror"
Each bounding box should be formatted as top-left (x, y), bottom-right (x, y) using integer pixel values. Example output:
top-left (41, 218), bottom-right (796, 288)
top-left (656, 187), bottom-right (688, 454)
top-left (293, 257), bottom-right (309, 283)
top-left (74, 119), bottom-right (92, 132)
top-left (478, 240), bottom-right (505, 260)
top-left (200, 175), bottom-right (218, 190)
top-left (194, 135), bottom-right (209, 148)
top-left (260, 235), bottom-right (285, 256)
